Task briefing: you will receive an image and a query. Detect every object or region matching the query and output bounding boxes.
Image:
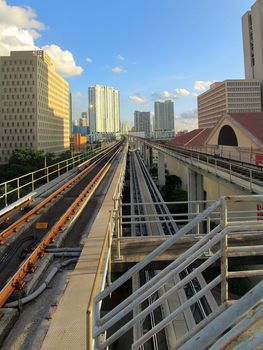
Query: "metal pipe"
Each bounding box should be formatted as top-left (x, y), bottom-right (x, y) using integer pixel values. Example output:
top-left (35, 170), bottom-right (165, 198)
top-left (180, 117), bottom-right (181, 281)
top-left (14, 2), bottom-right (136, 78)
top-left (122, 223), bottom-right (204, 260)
top-left (5, 258), bottom-right (77, 307)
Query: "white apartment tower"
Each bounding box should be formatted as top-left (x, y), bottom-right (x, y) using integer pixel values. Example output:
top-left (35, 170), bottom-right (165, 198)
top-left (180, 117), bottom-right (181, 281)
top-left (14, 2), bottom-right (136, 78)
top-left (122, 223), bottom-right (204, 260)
top-left (0, 50), bottom-right (70, 164)
top-left (154, 100), bottom-right (174, 131)
top-left (88, 85), bottom-right (120, 140)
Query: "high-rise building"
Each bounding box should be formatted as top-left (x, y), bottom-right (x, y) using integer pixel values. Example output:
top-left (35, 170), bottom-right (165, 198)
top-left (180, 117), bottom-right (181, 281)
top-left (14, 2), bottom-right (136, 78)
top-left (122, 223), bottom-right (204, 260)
top-left (81, 112), bottom-right (88, 126)
top-left (0, 50), bottom-right (70, 164)
top-left (88, 85), bottom-right (120, 141)
top-left (134, 111), bottom-right (151, 137)
top-left (198, 80), bottom-right (262, 128)
top-left (154, 100), bottom-right (174, 132)
top-left (242, 0), bottom-right (263, 85)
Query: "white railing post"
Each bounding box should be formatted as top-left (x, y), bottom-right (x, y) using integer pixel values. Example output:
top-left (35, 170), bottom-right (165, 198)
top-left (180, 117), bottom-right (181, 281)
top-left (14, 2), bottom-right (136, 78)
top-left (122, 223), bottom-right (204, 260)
top-left (4, 183), bottom-right (8, 206)
top-left (196, 203), bottom-right (200, 235)
top-left (220, 198), bottom-right (228, 304)
top-left (107, 212), bottom-right (112, 287)
top-left (17, 178), bottom-right (20, 199)
top-left (119, 195), bottom-right (123, 237)
top-left (32, 173), bottom-right (35, 191)
top-left (47, 166), bottom-right (50, 183)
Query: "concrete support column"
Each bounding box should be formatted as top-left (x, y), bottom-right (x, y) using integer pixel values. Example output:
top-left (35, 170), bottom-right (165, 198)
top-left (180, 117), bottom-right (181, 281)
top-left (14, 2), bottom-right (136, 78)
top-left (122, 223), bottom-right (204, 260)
top-left (158, 151), bottom-right (165, 188)
top-left (143, 144), bottom-right (147, 164)
top-left (149, 147), bottom-right (153, 169)
top-left (145, 146), bottom-right (150, 168)
top-left (188, 169), bottom-right (205, 233)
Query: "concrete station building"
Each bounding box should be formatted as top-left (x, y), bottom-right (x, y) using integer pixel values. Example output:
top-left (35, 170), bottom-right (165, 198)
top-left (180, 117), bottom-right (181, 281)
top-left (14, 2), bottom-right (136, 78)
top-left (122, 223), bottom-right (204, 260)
top-left (0, 50), bottom-right (70, 164)
top-left (170, 112), bottom-right (263, 165)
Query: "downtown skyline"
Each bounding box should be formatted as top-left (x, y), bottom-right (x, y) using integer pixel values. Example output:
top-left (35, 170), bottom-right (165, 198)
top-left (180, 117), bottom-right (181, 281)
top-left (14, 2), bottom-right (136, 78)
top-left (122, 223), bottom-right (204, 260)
top-left (0, 0), bottom-right (257, 131)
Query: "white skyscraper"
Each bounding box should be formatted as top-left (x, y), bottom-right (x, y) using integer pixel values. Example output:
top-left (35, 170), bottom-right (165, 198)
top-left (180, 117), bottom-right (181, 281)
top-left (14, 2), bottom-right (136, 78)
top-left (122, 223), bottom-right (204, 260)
top-left (88, 85), bottom-right (120, 141)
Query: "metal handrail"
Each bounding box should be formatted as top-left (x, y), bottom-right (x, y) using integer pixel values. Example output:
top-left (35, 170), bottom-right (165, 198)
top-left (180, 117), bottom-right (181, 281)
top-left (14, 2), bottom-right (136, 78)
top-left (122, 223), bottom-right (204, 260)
top-left (0, 142), bottom-right (116, 207)
top-left (87, 144), bottom-right (128, 350)
top-left (140, 139), bottom-right (263, 193)
top-left (87, 211), bottom-right (114, 350)
top-left (92, 194), bottom-right (263, 349)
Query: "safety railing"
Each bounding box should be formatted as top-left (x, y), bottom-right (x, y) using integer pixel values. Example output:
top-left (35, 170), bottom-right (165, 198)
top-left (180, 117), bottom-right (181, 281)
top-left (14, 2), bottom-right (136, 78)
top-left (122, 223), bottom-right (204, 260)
top-left (92, 194), bottom-right (263, 349)
top-left (86, 143), bottom-right (128, 350)
top-left (87, 211), bottom-right (115, 350)
top-left (141, 139), bottom-right (263, 193)
top-left (0, 142), bottom-right (115, 208)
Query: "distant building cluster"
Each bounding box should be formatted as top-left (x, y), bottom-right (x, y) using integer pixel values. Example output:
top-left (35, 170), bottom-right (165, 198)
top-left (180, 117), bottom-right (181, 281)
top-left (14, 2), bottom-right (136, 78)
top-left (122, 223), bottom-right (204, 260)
top-left (1, 0), bottom-right (263, 164)
top-left (133, 100), bottom-right (175, 139)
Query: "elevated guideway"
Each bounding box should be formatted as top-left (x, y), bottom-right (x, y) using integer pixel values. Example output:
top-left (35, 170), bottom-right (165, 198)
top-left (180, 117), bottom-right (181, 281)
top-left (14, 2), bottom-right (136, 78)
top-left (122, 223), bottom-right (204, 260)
top-left (132, 137), bottom-right (263, 194)
top-left (92, 146), bottom-right (263, 349)
top-left (129, 150), bottom-right (218, 348)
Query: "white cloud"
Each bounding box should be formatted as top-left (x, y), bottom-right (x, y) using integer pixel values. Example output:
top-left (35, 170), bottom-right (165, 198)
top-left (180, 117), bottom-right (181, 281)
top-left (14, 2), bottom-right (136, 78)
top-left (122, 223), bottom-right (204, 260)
top-left (116, 54), bottom-right (125, 61)
top-left (129, 94), bottom-right (148, 105)
top-left (174, 88), bottom-right (191, 97)
top-left (174, 109), bottom-right (198, 131)
top-left (194, 80), bottom-right (213, 91)
top-left (0, 0), bottom-right (44, 30)
top-left (42, 44), bottom-right (83, 77)
top-left (86, 57), bottom-right (92, 63)
top-left (112, 66), bottom-right (127, 73)
top-left (0, 0), bottom-right (83, 78)
top-left (152, 87), bottom-right (193, 101)
top-left (180, 108), bottom-right (197, 119)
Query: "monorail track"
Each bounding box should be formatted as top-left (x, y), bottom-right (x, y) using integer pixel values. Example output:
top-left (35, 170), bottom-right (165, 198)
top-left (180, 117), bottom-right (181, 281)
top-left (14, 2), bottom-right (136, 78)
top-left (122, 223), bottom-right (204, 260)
top-left (0, 140), bottom-right (123, 308)
top-left (129, 150), bottom-right (215, 349)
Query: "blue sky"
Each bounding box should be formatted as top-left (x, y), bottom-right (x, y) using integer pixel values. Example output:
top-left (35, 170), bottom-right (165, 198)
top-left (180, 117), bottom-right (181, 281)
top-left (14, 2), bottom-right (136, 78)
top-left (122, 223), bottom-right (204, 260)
top-left (0, 0), bottom-right (256, 130)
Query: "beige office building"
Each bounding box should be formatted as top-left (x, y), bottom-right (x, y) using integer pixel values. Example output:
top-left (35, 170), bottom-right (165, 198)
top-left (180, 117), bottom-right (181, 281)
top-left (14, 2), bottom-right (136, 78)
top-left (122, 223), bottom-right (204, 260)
top-left (198, 80), bottom-right (262, 128)
top-left (0, 50), bottom-right (70, 164)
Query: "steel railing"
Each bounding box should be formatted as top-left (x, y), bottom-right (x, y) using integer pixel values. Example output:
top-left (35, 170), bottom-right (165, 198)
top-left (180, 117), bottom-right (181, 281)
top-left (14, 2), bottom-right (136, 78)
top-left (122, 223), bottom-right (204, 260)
top-left (86, 143), bottom-right (128, 350)
top-left (0, 142), bottom-right (116, 208)
top-left (137, 139), bottom-right (263, 193)
top-left (91, 194), bottom-right (263, 349)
